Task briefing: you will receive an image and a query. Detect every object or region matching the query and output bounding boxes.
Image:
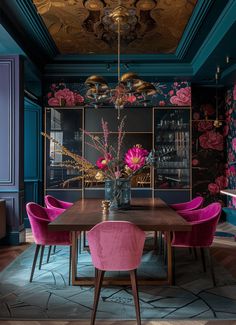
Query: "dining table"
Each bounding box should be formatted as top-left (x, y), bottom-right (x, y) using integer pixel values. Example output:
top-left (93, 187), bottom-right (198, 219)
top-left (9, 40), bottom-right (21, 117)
top-left (48, 197), bottom-right (192, 286)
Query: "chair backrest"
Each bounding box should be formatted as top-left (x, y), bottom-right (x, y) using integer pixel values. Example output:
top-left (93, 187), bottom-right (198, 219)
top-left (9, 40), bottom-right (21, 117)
top-left (44, 195), bottom-right (73, 209)
top-left (172, 202), bottom-right (222, 247)
top-left (170, 196), bottom-right (204, 211)
top-left (26, 202), bottom-right (51, 245)
top-left (26, 202), bottom-right (70, 245)
top-left (87, 221), bottom-right (145, 271)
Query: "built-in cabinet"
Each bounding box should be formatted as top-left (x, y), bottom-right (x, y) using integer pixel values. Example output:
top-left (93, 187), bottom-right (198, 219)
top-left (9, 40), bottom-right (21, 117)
top-left (44, 107), bottom-right (84, 201)
top-left (44, 106), bottom-right (191, 203)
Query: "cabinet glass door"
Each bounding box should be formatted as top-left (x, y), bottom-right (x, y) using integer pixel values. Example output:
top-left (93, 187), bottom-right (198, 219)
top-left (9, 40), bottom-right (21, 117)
top-left (154, 108), bottom-right (190, 189)
top-left (45, 107), bottom-right (83, 190)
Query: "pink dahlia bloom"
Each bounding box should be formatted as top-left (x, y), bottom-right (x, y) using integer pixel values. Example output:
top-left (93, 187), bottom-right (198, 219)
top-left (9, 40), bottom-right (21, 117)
top-left (232, 138), bottom-right (236, 151)
top-left (96, 154), bottom-right (112, 170)
top-left (170, 87), bottom-right (191, 106)
top-left (199, 130), bottom-right (223, 151)
top-left (48, 97), bottom-right (60, 106)
top-left (208, 183), bottom-right (220, 195)
top-left (233, 84), bottom-right (236, 100)
top-left (125, 146), bottom-right (149, 171)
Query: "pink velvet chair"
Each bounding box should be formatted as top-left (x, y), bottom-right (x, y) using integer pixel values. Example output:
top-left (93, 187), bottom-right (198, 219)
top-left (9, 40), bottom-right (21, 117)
top-left (26, 202), bottom-right (72, 283)
top-left (44, 195), bottom-right (83, 256)
top-left (87, 221), bottom-right (145, 325)
top-left (170, 196), bottom-right (204, 211)
top-left (44, 195), bottom-right (73, 210)
top-left (172, 202), bottom-right (222, 286)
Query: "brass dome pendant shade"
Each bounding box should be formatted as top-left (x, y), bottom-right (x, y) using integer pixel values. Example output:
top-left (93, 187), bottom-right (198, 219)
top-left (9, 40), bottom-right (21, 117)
top-left (84, 2), bottom-right (157, 118)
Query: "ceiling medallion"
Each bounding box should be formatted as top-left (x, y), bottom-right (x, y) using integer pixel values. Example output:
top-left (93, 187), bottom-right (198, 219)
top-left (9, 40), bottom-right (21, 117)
top-left (85, 3), bottom-right (157, 118)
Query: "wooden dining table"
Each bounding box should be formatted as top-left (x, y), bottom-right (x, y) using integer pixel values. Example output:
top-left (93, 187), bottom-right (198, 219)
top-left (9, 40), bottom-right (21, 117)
top-left (48, 197), bottom-right (192, 286)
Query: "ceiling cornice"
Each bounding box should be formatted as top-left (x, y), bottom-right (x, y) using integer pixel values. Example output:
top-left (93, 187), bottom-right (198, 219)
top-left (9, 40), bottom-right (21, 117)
top-left (44, 62), bottom-right (193, 78)
top-left (15, 0), bottom-right (58, 58)
top-left (191, 0), bottom-right (236, 75)
top-left (176, 0), bottom-right (214, 59)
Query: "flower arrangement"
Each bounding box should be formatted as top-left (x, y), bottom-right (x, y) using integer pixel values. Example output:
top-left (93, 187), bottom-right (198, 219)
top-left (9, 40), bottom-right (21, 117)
top-left (42, 116), bottom-right (154, 197)
top-left (47, 83), bottom-right (84, 107)
top-left (83, 116), bottom-right (154, 182)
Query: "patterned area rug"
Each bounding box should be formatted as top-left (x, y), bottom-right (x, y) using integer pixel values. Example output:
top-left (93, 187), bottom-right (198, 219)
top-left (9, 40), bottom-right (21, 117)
top-left (1, 244), bottom-right (236, 320)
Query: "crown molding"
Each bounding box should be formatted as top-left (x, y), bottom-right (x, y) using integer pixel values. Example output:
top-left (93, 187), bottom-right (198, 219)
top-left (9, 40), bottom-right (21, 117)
top-left (15, 0), bottom-right (58, 58)
top-left (192, 0), bottom-right (236, 74)
top-left (44, 62), bottom-right (193, 78)
top-left (176, 0), bottom-right (214, 59)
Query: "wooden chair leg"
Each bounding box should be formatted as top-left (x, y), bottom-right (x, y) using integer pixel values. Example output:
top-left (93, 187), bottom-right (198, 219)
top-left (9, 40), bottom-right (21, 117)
top-left (206, 247), bottom-right (216, 286)
top-left (30, 244), bottom-right (40, 282)
top-left (47, 245), bottom-right (52, 263)
top-left (193, 247), bottom-right (198, 260)
top-left (130, 269), bottom-right (141, 325)
top-left (69, 245), bottom-right (72, 285)
top-left (172, 247), bottom-right (176, 286)
top-left (153, 231), bottom-right (157, 250)
top-left (200, 247), bottom-right (206, 272)
top-left (53, 245), bottom-right (56, 254)
top-left (39, 245), bottom-right (45, 270)
top-left (158, 231), bottom-right (163, 255)
top-left (91, 269), bottom-right (105, 325)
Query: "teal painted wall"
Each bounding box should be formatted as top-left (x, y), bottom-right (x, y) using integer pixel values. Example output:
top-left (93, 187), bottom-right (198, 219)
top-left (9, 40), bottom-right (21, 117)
top-left (24, 97), bottom-right (43, 227)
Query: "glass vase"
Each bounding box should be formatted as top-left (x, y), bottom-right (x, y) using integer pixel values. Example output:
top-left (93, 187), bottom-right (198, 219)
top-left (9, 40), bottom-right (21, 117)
top-left (105, 178), bottom-right (131, 209)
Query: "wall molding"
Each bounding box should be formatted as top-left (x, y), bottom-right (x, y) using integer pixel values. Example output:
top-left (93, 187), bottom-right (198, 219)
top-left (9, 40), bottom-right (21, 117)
top-left (0, 58), bottom-right (15, 186)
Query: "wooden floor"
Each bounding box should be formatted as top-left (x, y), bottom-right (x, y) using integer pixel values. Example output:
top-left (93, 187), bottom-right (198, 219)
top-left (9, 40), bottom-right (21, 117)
top-left (1, 320), bottom-right (236, 324)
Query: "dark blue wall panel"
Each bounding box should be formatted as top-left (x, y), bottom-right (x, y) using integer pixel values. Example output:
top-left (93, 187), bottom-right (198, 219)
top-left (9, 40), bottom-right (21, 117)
top-left (24, 98), bottom-right (43, 227)
top-left (0, 55), bottom-right (25, 244)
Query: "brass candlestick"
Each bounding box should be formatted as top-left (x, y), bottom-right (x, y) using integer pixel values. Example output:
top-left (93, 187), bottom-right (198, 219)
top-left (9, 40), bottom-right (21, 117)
top-left (101, 200), bottom-right (111, 212)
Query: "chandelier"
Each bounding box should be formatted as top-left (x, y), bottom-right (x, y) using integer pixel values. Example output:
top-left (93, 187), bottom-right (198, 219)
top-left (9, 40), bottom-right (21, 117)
top-left (84, 3), bottom-right (157, 119)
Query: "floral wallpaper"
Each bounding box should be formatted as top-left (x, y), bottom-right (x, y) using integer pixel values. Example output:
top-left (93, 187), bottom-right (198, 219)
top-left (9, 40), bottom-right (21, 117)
top-left (45, 81), bottom-right (191, 107)
top-left (225, 84), bottom-right (236, 208)
top-left (192, 86), bottom-right (227, 206)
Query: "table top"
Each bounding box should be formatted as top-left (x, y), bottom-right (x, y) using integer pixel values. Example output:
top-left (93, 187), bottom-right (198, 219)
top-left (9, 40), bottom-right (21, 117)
top-left (48, 198), bottom-right (192, 232)
top-left (220, 189), bottom-right (236, 198)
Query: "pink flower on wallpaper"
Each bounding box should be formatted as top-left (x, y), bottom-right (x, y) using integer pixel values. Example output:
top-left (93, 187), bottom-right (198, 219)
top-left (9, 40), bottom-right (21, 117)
top-left (215, 176), bottom-right (228, 190)
top-left (170, 87), bottom-right (191, 106)
top-left (232, 197), bottom-right (236, 207)
top-left (192, 159), bottom-right (199, 166)
top-left (228, 151), bottom-right (235, 162)
top-left (201, 103), bottom-right (215, 116)
top-left (159, 100), bottom-right (165, 106)
top-left (229, 165), bottom-right (236, 175)
top-left (169, 90), bottom-right (174, 96)
top-left (225, 91), bottom-right (232, 105)
top-left (233, 84), bottom-right (236, 100)
top-left (193, 112), bottom-right (200, 120)
top-left (48, 97), bottom-right (60, 106)
top-left (223, 125), bottom-right (229, 137)
top-left (55, 88), bottom-right (75, 106)
top-left (208, 183), bottom-right (220, 195)
top-left (199, 130), bottom-right (223, 151)
top-left (197, 121), bottom-right (213, 132)
top-left (127, 94), bottom-right (136, 104)
top-left (74, 93), bottom-right (84, 104)
top-left (232, 138), bottom-right (236, 151)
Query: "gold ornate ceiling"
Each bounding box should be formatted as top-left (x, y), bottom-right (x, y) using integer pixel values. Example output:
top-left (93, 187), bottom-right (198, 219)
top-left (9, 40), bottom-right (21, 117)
top-left (33, 0), bottom-right (197, 54)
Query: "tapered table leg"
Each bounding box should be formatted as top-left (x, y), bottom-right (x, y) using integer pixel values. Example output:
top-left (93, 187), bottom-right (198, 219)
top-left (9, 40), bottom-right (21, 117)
top-left (166, 231), bottom-right (173, 285)
top-left (71, 231), bottom-right (78, 285)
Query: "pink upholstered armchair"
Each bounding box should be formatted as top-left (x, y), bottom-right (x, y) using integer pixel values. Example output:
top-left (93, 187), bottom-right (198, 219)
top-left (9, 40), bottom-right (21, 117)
top-left (44, 195), bottom-right (73, 210)
top-left (172, 202), bottom-right (222, 286)
top-left (170, 196), bottom-right (204, 211)
top-left (87, 221), bottom-right (145, 325)
top-left (26, 202), bottom-right (72, 283)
